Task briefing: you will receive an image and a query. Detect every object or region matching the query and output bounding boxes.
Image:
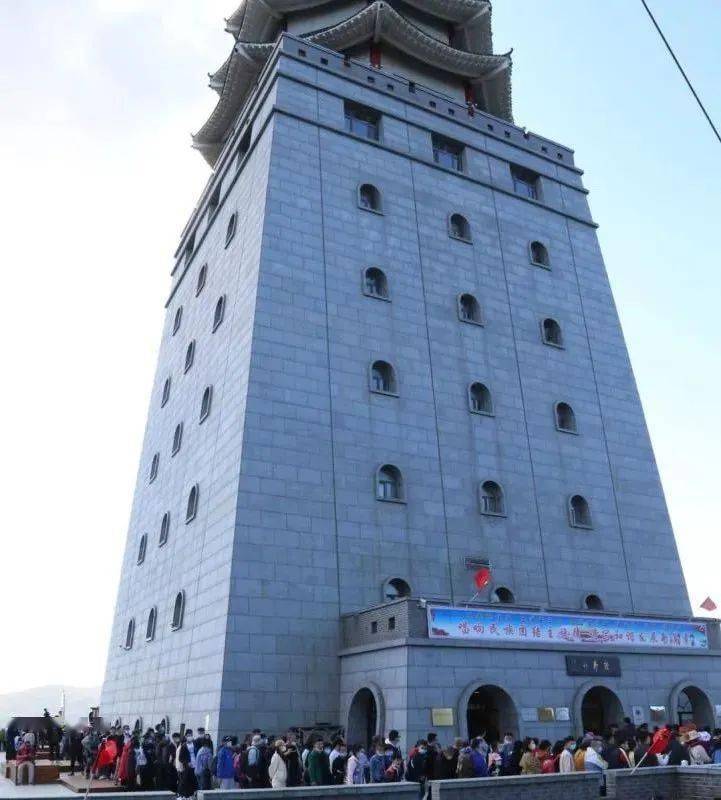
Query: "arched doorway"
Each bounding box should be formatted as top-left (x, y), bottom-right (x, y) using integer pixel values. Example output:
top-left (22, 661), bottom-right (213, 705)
top-left (465, 685), bottom-right (518, 744)
top-left (347, 687), bottom-right (379, 749)
top-left (674, 685), bottom-right (714, 728)
top-left (580, 686), bottom-right (624, 735)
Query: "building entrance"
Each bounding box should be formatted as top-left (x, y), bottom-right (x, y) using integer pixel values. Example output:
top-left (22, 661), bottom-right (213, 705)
top-left (466, 685), bottom-right (517, 744)
top-left (581, 686), bottom-right (623, 735)
top-left (676, 686), bottom-right (714, 728)
top-left (347, 688), bottom-right (378, 749)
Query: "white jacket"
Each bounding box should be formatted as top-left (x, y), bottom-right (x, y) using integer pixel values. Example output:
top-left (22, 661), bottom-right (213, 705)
top-left (268, 751), bottom-right (288, 788)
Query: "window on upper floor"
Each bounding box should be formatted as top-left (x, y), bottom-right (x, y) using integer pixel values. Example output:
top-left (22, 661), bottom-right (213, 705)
top-left (542, 318), bottom-right (563, 348)
top-left (363, 267), bottom-right (389, 300)
top-left (584, 593), bottom-right (604, 611)
top-left (555, 402), bottom-right (577, 434)
top-left (225, 213), bottom-right (237, 247)
top-left (200, 385), bottom-right (213, 423)
top-left (212, 295), bottom-right (226, 332)
top-left (479, 480), bottom-right (505, 516)
top-left (569, 494), bottom-right (592, 529)
top-left (207, 186), bottom-right (220, 221)
top-left (159, 511), bottom-right (170, 546)
top-left (492, 586), bottom-right (515, 604)
top-left (196, 263), bottom-right (208, 297)
top-left (530, 240), bottom-right (550, 268)
top-left (172, 306), bottom-right (183, 336)
top-left (137, 534), bottom-right (147, 565)
top-left (172, 422), bottom-right (183, 456)
top-left (185, 484), bottom-right (199, 523)
top-left (383, 577), bottom-right (411, 601)
top-left (124, 618), bottom-right (135, 650)
top-left (161, 377), bottom-right (171, 407)
top-left (457, 293), bottom-right (483, 325)
top-left (184, 340), bottom-right (196, 373)
top-left (449, 213), bottom-right (471, 242)
top-left (468, 382), bottom-right (493, 416)
top-left (236, 126), bottom-right (252, 170)
top-left (148, 453), bottom-right (159, 484)
top-left (183, 233), bottom-right (196, 267)
top-left (370, 360), bottom-right (398, 396)
top-left (376, 464), bottom-right (404, 502)
top-left (171, 591), bottom-right (185, 630)
top-left (511, 164), bottom-right (541, 200)
top-left (358, 183), bottom-right (382, 213)
top-left (344, 100), bottom-right (380, 141)
top-left (432, 133), bottom-right (464, 171)
top-left (145, 607), bottom-right (157, 642)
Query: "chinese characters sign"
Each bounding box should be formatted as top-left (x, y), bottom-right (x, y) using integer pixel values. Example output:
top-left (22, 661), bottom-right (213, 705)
top-left (566, 655), bottom-right (621, 677)
top-left (427, 606), bottom-right (708, 650)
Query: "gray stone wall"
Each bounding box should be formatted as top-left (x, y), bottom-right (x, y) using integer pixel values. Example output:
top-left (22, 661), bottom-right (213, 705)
top-left (431, 773), bottom-right (599, 800)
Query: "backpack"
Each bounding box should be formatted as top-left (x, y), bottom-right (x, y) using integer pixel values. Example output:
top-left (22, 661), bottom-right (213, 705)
top-left (541, 754), bottom-right (559, 774)
top-left (457, 750), bottom-right (475, 779)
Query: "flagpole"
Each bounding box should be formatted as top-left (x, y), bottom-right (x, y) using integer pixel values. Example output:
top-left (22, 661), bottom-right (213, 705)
top-left (630, 750), bottom-right (649, 774)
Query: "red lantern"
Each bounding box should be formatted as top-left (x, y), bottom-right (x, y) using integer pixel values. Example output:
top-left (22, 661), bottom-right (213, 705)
top-left (474, 567), bottom-right (491, 591)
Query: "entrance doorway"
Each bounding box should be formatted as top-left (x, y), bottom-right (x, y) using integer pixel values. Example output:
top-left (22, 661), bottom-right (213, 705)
top-left (347, 688), bottom-right (378, 749)
top-left (466, 685), bottom-right (518, 744)
top-left (676, 686), bottom-right (714, 728)
top-left (581, 686), bottom-right (624, 735)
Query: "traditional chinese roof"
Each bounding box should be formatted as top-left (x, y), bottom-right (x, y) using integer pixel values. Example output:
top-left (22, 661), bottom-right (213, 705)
top-left (194, 0), bottom-right (511, 165)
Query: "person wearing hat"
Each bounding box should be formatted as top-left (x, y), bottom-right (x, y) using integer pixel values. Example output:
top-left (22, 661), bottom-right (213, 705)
top-left (215, 736), bottom-right (236, 790)
top-left (687, 730), bottom-right (712, 765)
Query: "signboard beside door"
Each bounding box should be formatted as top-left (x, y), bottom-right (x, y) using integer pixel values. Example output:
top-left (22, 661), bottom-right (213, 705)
top-left (565, 654), bottom-right (621, 677)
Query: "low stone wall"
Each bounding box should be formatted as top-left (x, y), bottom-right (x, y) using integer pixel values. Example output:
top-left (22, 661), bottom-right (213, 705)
top-left (198, 786), bottom-right (419, 800)
top-left (430, 772), bottom-right (599, 800)
top-left (606, 764), bottom-right (721, 800)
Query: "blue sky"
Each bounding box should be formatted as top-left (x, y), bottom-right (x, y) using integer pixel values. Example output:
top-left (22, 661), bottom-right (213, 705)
top-left (0, 1), bottom-right (719, 692)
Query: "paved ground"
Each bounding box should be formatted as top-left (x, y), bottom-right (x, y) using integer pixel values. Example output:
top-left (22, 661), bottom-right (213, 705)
top-left (0, 754), bottom-right (75, 797)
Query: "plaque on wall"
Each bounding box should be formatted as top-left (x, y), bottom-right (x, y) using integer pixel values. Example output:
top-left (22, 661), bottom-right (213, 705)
top-left (431, 708), bottom-right (454, 726)
top-left (521, 707), bottom-right (538, 722)
top-left (538, 707), bottom-right (555, 722)
top-left (632, 705), bottom-right (645, 725)
top-left (565, 654), bottom-right (621, 677)
top-left (555, 707), bottom-right (570, 722)
top-left (650, 706), bottom-right (666, 722)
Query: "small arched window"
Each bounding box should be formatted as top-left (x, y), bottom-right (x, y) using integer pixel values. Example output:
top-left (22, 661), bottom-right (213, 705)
top-left (457, 293), bottom-right (483, 325)
top-left (212, 295), bottom-right (226, 332)
top-left (225, 213), bottom-right (237, 247)
top-left (542, 318), bottom-right (563, 347)
top-left (358, 183), bottom-right (382, 213)
top-left (172, 422), bottom-right (183, 456)
top-left (363, 267), bottom-right (389, 300)
top-left (569, 494), bottom-right (592, 529)
top-left (376, 464), bottom-right (404, 502)
top-left (172, 306), bottom-right (183, 336)
top-left (383, 578), bottom-right (411, 601)
top-left (449, 213), bottom-right (471, 242)
top-left (584, 593), bottom-right (604, 611)
top-left (492, 586), bottom-right (515, 604)
top-left (555, 402), bottom-right (577, 433)
top-left (468, 382), bottom-right (493, 415)
top-left (530, 240), bottom-right (550, 267)
top-left (479, 480), bottom-right (505, 516)
top-left (196, 263), bottom-right (208, 296)
top-left (200, 385), bottom-right (213, 423)
top-left (184, 340), bottom-right (196, 373)
top-left (171, 591), bottom-right (185, 630)
top-left (159, 511), bottom-right (170, 546)
top-left (370, 360), bottom-right (398, 395)
top-left (124, 618), bottom-right (135, 650)
top-left (161, 377), bottom-right (171, 408)
top-left (185, 484), bottom-right (199, 523)
top-left (137, 534), bottom-right (147, 565)
top-left (148, 452), bottom-right (159, 483)
top-left (145, 607), bottom-right (157, 642)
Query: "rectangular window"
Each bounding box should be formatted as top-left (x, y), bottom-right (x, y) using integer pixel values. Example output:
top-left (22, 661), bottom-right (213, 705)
top-left (344, 100), bottom-right (380, 141)
top-left (432, 134), bottom-right (464, 171)
top-left (510, 164), bottom-right (541, 200)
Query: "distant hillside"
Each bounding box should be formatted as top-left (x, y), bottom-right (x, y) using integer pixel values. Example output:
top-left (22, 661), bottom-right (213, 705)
top-left (0, 685), bottom-right (100, 726)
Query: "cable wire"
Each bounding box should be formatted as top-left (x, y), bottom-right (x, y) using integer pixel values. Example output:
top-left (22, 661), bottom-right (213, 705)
top-left (640, 0), bottom-right (721, 144)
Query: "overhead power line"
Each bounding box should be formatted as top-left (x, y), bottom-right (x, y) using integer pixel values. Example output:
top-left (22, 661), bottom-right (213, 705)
top-left (640, 0), bottom-right (721, 145)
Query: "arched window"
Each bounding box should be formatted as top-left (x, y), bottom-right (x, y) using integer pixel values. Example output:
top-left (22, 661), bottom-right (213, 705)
top-left (584, 594), bottom-right (604, 611)
top-left (161, 377), bottom-right (171, 408)
top-left (358, 183), bottom-right (382, 213)
top-left (555, 402), bottom-right (577, 433)
top-left (184, 340), bottom-right (195, 373)
top-left (148, 452), bottom-right (159, 484)
top-left (200, 386), bottom-right (213, 423)
top-left (492, 586), bottom-right (515, 604)
top-left (159, 511), bottom-right (170, 546)
top-left (212, 295), bottom-right (226, 332)
top-left (468, 382), bottom-right (493, 415)
top-left (479, 480), bottom-right (505, 516)
top-left (225, 213), bottom-right (237, 247)
top-left (530, 240), bottom-right (550, 267)
top-left (542, 318), bottom-right (563, 347)
top-left (137, 534), bottom-right (147, 565)
top-left (457, 293), bottom-right (483, 325)
top-left (449, 213), bottom-right (471, 242)
top-left (363, 267), bottom-right (389, 299)
top-left (383, 578), bottom-right (411, 601)
top-left (124, 618), bottom-right (135, 650)
top-left (370, 361), bottom-right (398, 395)
top-left (569, 494), bottom-right (592, 528)
top-left (171, 422), bottom-right (183, 456)
top-left (172, 306), bottom-right (183, 336)
top-left (196, 263), bottom-right (208, 296)
top-left (145, 607), bottom-right (157, 642)
top-left (171, 591), bottom-right (185, 630)
top-left (185, 484), bottom-right (199, 523)
top-left (376, 464), bottom-right (403, 502)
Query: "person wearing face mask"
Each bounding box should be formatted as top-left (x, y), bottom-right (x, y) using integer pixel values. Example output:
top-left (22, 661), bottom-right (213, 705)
top-left (584, 737), bottom-right (608, 774)
top-left (268, 739), bottom-right (288, 788)
top-left (559, 737), bottom-right (576, 773)
top-left (176, 731), bottom-right (198, 799)
top-left (519, 738), bottom-right (541, 775)
top-left (407, 740), bottom-right (431, 798)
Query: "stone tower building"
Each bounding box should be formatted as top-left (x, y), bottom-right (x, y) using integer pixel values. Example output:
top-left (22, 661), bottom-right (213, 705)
top-left (101, 0), bottom-right (721, 745)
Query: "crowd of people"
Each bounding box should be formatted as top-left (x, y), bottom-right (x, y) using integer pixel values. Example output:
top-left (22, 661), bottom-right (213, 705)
top-left (5, 716), bottom-right (721, 795)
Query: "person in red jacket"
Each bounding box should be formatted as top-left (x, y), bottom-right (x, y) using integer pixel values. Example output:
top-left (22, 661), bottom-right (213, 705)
top-left (15, 736), bottom-right (36, 785)
top-left (95, 736), bottom-right (119, 780)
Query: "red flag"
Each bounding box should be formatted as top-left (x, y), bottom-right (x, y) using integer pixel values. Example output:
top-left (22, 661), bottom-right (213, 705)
top-left (648, 728), bottom-right (672, 755)
top-left (474, 567), bottom-right (491, 591)
top-left (700, 597), bottom-right (717, 612)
